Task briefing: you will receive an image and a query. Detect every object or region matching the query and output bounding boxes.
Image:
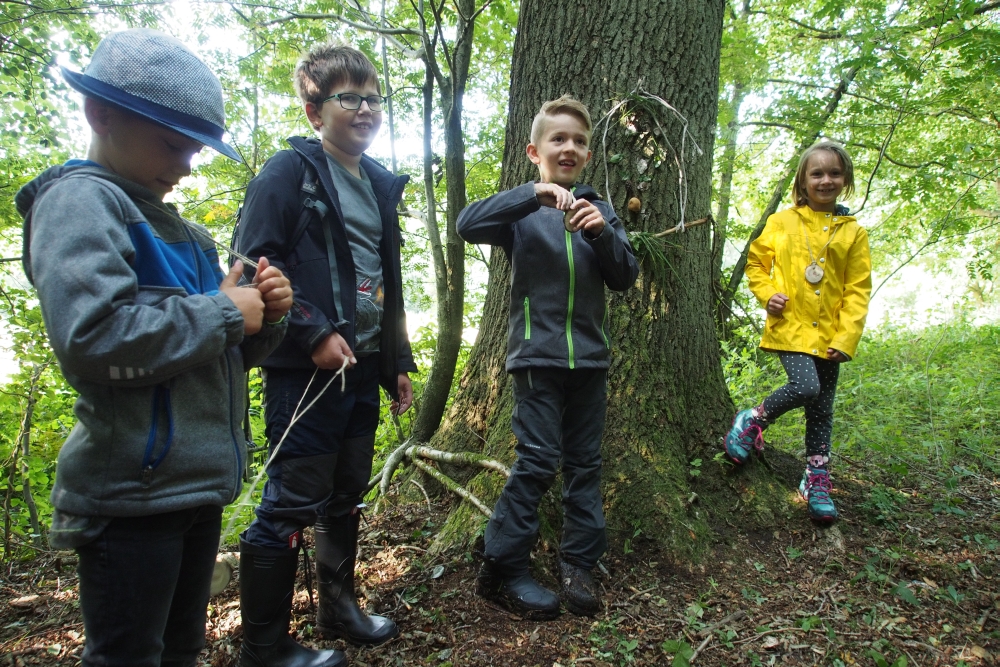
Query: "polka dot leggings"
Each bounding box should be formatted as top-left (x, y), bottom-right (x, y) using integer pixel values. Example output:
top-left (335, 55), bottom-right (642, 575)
top-left (760, 352), bottom-right (840, 459)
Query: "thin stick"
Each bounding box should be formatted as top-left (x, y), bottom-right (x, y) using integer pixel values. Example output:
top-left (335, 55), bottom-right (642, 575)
top-left (697, 609), bottom-right (747, 638)
top-left (688, 634), bottom-right (713, 663)
top-left (409, 444), bottom-right (511, 477)
top-left (409, 478), bottom-right (432, 513)
top-left (411, 458), bottom-right (492, 518)
top-left (653, 216), bottom-right (711, 237)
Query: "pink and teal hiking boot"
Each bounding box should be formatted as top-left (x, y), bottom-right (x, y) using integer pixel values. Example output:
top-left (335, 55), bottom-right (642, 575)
top-left (799, 466), bottom-right (838, 523)
top-left (724, 408), bottom-right (765, 465)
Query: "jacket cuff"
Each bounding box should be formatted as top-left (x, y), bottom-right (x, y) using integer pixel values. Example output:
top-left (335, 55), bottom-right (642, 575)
top-left (211, 293), bottom-right (246, 347)
top-left (306, 321), bottom-right (337, 353)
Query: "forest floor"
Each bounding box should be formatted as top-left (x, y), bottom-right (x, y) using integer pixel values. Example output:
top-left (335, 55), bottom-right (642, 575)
top-left (2, 451), bottom-right (998, 667)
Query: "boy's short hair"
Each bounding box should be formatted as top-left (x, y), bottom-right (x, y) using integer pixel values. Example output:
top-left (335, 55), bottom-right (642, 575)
top-left (792, 140), bottom-right (855, 206)
top-left (530, 95), bottom-right (593, 144)
top-left (294, 44), bottom-right (381, 107)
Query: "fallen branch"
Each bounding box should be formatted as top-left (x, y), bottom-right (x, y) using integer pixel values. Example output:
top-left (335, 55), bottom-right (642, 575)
top-left (410, 458), bottom-right (492, 518)
top-left (409, 444), bottom-right (510, 477)
top-left (378, 439), bottom-right (413, 498)
top-left (697, 609), bottom-right (747, 638)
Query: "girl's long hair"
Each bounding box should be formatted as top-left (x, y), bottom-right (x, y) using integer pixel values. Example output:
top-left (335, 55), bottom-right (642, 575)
top-left (792, 140), bottom-right (855, 207)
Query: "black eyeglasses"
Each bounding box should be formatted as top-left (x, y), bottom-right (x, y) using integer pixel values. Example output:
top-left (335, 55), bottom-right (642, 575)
top-left (321, 93), bottom-right (386, 112)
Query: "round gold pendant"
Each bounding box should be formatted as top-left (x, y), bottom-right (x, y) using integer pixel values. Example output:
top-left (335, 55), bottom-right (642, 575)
top-left (805, 262), bottom-right (825, 284)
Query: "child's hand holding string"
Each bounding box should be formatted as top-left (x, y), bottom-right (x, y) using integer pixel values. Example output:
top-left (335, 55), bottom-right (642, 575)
top-left (220, 260), bottom-right (265, 334)
top-left (251, 256), bottom-right (293, 323)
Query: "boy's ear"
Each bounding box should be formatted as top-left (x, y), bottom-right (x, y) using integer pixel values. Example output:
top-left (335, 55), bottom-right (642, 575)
top-left (84, 97), bottom-right (114, 137)
top-left (304, 102), bottom-right (323, 131)
top-left (526, 142), bottom-right (541, 165)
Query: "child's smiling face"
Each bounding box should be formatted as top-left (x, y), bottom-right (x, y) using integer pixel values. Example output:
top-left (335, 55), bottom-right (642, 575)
top-left (527, 112), bottom-right (592, 188)
top-left (802, 149), bottom-right (846, 212)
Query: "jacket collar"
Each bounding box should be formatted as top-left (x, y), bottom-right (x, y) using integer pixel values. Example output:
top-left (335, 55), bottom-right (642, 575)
top-left (793, 205), bottom-right (854, 225)
top-left (287, 136), bottom-right (408, 204)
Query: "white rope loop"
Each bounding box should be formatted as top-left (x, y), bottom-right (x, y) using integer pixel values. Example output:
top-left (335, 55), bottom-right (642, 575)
top-left (219, 357), bottom-right (350, 545)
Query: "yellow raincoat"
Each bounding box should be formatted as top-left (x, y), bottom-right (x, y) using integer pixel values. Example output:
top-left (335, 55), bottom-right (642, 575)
top-left (746, 206), bottom-right (872, 359)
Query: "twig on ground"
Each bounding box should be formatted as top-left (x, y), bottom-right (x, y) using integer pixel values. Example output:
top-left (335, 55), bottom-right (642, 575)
top-left (697, 609), bottom-right (747, 638)
top-left (409, 478), bottom-right (432, 513)
top-left (411, 458), bottom-right (492, 518)
top-left (410, 444), bottom-right (510, 477)
top-left (688, 633), bottom-right (713, 663)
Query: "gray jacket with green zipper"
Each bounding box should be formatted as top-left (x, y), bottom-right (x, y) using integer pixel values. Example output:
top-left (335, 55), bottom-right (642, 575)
top-left (457, 182), bottom-right (638, 371)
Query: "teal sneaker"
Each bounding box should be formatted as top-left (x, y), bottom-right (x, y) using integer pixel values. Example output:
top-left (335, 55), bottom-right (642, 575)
top-left (799, 466), bottom-right (838, 523)
top-left (724, 408), bottom-right (764, 465)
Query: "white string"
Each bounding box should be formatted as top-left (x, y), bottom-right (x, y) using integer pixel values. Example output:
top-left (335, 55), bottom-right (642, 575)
top-left (219, 357), bottom-right (351, 545)
top-left (592, 84), bottom-right (703, 233)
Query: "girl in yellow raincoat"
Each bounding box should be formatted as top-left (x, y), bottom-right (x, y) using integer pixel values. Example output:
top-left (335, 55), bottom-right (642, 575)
top-left (724, 140), bottom-right (872, 523)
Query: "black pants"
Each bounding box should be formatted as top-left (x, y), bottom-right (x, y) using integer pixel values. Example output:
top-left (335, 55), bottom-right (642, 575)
top-left (761, 352), bottom-right (840, 456)
top-left (243, 355), bottom-right (380, 549)
top-left (76, 505), bottom-right (222, 667)
top-left (484, 368), bottom-right (608, 573)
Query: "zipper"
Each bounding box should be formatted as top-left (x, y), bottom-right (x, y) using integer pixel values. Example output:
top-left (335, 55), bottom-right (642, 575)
top-left (601, 304), bottom-right (610, 349)
top-left (140, 386), bottom-right (175, 486)
top-left (564, 229), bottom-right (576, 369)
top-left (524, 296), bottom-right (531, 339)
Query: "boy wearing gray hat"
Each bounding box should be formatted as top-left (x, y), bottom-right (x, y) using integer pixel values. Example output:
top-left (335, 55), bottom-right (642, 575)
top-left (16, 29), bottom-right (297, 667)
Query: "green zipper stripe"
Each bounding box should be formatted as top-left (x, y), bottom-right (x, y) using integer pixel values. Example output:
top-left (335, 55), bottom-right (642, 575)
top-left (601, 304), bottom-right (610, 348)
top-left (524, 296), bottom-right (531, 339)
top-left (565, 229), bottom-right (576, 369)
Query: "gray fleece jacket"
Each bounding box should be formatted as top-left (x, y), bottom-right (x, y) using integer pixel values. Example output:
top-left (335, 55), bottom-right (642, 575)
top-left (457, 182), bottom-right (639, 371)
top-left (17, 163), bottom-right (286, 541)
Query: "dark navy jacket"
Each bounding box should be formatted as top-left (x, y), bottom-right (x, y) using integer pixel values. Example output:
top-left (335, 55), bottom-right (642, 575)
top-left (236, 137), bottom-right (417, 398)
top-left (457, 182), bottom-right (638, 372)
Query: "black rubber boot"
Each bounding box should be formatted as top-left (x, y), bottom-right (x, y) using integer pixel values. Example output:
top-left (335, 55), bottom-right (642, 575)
top-left (477, 560), bottom-right (560, 620)
top-left (239, 538), bottom-right (346, 667)
top-left (559, 560), bottom-right (600, 616)
top-left (314, 511), bottom-right (399, 645)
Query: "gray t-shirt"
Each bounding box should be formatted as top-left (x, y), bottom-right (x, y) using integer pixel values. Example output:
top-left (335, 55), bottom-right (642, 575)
top-left (327, 156), bottom-right (384, 354)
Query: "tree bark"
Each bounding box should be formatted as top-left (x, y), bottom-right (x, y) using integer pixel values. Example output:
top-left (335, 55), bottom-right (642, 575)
top-left (427, 0), bottom-right (755, 558)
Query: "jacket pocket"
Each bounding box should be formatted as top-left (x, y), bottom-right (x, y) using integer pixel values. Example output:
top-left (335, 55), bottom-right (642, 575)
top-left (140, 385), bottom-right (174, 487)
top-left (524, 296), bottom-right (531, 340)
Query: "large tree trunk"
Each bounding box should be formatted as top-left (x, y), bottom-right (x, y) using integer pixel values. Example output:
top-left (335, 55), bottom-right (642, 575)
top-left (426, 0), bottom-right (777, 558)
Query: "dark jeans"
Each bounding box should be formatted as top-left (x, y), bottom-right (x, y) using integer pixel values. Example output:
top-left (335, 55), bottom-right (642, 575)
top-left (76, 505), bottom-right (222, 667)
top-left (761, 352), bottom-right (840, 456)
top-left (243, 355), bottom-right (380, 549)
top-left (484, 367), bottom-right (608, 573)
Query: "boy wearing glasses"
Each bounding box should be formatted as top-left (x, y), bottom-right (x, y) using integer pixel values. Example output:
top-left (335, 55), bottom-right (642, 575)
top-left (235, 44), bottom-right (417, 666)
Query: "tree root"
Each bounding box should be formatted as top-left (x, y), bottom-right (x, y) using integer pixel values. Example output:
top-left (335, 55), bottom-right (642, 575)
top-left (367, 442), bottom-right (507, 517)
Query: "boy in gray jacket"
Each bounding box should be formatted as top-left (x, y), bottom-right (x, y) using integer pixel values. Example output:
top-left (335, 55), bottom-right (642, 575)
top-left (457, 95), bottom-right (638, 619)
top-left (16, 29), bottom-right (291, 667)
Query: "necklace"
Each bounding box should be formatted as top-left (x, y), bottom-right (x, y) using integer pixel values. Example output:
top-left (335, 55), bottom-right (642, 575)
top-left (800, 215), bottom-right (839, 284)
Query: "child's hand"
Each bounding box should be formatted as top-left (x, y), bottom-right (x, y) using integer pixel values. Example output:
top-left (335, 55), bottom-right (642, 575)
top-left (565, 198), bottom-right (606, 236)
top-left (826, 348), bottom-right (848, 363)
top-left (534, 182), bottom-right (575, 210)
top-left (391, 373), bottom-right (413, 415)
top-left (220, 260), bottom-right (265, 335)
top-left (252, 256), bottom-right (293, 323)
top-left (311, 331), bottom-right (356, 370)
top-left (766, 292), bottom-right (789, 316)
